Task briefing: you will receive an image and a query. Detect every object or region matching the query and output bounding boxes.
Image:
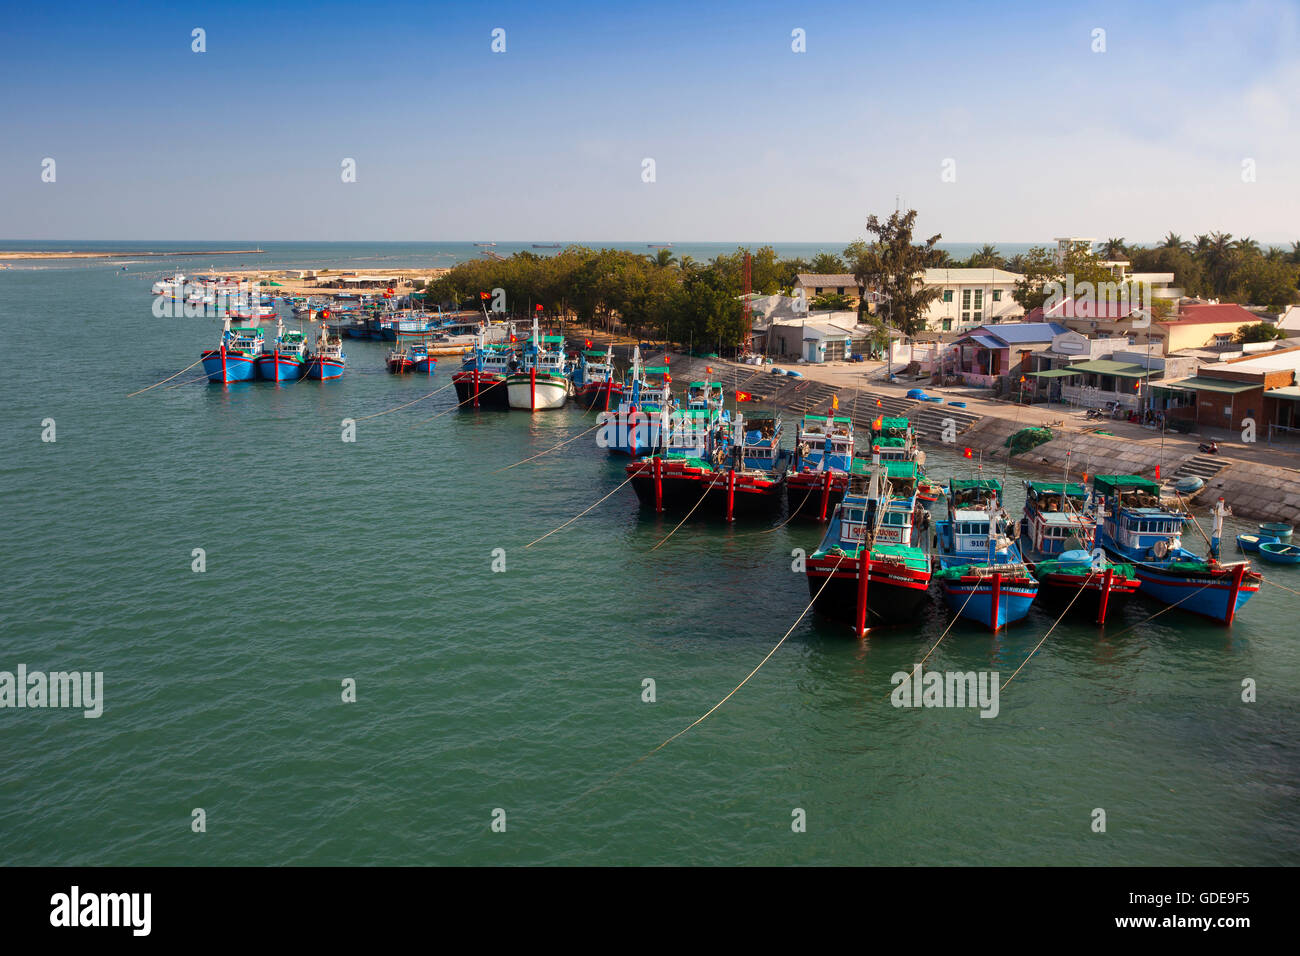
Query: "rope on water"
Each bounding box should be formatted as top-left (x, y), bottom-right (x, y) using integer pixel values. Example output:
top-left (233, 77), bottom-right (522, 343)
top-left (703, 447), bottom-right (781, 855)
top-left (1262, 574), bottom-right (1300, 597)
top-left (126, 356), bottom-right (206, 397)
top-left (564, 550), bottom-right (850, 807)
top-left (880, 560), bottom-right (982, 699)
top-left (525, 473), bottom-right (638, 548)
top-left (1000, 569), bottom-right (1097, 691)
top-left (649, 473), bottom-right (726, 552)
top-left (494, 421), bottom-right (605, 474)
top-left (163, 375), bottom-right (211, 390)
top-left (408, 379), bottom-right (506, 426)
top-left (355, 379), bottom-right (457, 422)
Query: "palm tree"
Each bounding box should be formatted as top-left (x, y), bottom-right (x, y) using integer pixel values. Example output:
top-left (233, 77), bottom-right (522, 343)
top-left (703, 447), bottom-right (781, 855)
top-left (1005, 253), bottom-right (1027, 274)
top-left (1290, 241), bottom-right (1300, 265)
top-left (1160, 232), bottom-right (1190, 252)
top-left (967, 243), bottom-right (1003, 268)
top-left (678, 255), bottom-right (696, 273)
top-left (1098, 237), bottom-right (1127, 259)
top-left (1265, 246), bottom-right (1287, 262)
top-left (1203, 232), bottom-right (1236, 297)
top-left (650, 248), bottom-right (677, 269)
top-left (1234, 236), bottom-right (1261, 257)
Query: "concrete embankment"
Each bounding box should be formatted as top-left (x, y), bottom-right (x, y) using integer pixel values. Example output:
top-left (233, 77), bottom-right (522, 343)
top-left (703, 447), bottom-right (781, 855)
top-left (579, 345), bottom-right (1300, 526)
top-left (918, 409), bottom-right (1300, 525)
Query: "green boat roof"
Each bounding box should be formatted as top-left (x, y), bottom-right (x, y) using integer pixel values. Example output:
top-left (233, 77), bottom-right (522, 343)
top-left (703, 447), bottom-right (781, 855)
top-left (1027, 481), bottom-right (1087, 496)
top-left (541, 335), bottom-right (564, 344)
top-left (950, 478), bottom-right (1001, 492)
top-left (804, 414), bottom-right (853, 424)
top-left (872, 436), bottom-right (906, 447)
top-left (583, 351), bottom-right (611, 360)
top-left (847, 461), bottom-right (918, 478)
top-left (1093, 474), bottom-right (1160, 495)
top-left (643, 366), bottom-right (669, 374)
top-left (875, 416), bottom-right (911, 432)
top-left (1036, 557), bottom-right (1136, 577)
top-left (811, 542), bottom-right (929, 570)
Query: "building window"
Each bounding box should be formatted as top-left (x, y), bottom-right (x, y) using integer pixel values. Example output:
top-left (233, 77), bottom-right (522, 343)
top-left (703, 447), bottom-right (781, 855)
top-left (961, 289), bottom-right (983, 325)
top-left (942, 318), bottom-right (952, 331)
top-left (943, 290), bottom-right (953, 303)
top-left (992, 290), bottom-right (1001, 302)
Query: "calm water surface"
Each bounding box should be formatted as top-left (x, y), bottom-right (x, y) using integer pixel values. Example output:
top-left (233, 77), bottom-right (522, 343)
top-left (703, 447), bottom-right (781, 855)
top-left (0, 246), bottom-right (1296, 865)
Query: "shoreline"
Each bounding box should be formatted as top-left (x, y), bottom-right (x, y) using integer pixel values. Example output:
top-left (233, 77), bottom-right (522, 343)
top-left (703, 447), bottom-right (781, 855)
top-left (0, 249), bottom-right (267, 260)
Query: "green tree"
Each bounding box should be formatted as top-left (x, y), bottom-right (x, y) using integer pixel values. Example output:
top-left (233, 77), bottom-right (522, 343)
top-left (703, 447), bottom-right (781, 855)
top-left (844, 209), bottom-right (945, 336)
top-left (810, 292), bottom-right (853, 311)
top-left (1233, 257), bottom-right (1300, 310)
top-left (1236, 322), bottom-right (1288, 343)
top-left (1011, 245), bottom-right (1115, 313)
top-left (967, 243), bottom-right (1004, 269)
top-left (809, 252), bottom-right (847, 274)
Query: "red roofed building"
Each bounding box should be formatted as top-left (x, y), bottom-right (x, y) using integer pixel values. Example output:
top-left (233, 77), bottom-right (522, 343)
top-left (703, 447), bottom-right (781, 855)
top-left (1158, 303), bottom-right (1262, 352)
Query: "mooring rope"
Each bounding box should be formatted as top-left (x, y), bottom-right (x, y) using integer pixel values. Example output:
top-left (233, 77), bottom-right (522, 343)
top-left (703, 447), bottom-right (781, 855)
top-left (408, 379), bottom-right (506, 426)
top-left (648, 473), bottom-right (727, 552)
top-left (525, 473), bottom-right (638, 548)
top-left (126, 356), bottom-right (206, 397)
top-left (563, 550), bottom-right (850, 807)
top-left (494, 421), bottom-right (605, 474)
top-left (1000, 569), bottom-right (1098, 691)
top-left (355, 379), bottom-right (457, 422)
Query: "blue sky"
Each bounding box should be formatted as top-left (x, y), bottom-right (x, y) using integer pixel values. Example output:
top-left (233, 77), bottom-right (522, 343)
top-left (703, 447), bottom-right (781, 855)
top-left (2, 0), bottom-right (1298, 243)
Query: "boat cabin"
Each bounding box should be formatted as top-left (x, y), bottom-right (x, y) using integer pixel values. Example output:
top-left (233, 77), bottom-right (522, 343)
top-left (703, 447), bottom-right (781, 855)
top-left (948, 477), bottom-right (1002, 514)
top-left (797, 414), bottom-right (854, 472)
top-left (1093, 474), bottom-right (1186, 559)
top-left (736, 416), bottom-right (783, 471)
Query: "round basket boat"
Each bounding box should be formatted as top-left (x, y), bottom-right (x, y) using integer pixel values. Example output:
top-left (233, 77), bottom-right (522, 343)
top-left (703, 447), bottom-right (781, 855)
top-left (1258, 541), bottom-right (1300, 565)
top-left (1173, 476), bottom-right (1204, 494)
top-left (1237, 533), bottom-right (1276, 554)
top-left (1259, 522), bottom-right (1293, 544)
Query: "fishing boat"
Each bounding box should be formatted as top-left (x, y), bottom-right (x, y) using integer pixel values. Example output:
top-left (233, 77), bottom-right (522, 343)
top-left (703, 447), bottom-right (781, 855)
top-left (152, 273), bottom-right (186, 296)
top-left (865, 415), bottom-right (941, 506)
top-left (625, 414), bottom-right (784, 521)
top-left (1258, 541), bottom-right (1300, 565)
top-left (255, 320), bottom-right (308, 381)
top-left (804, 476), bottom-right (933, 634)
top-left (1092, 474), bottom-right (1260, 625)
top-left (453, 333), bottom-right (516, 409)
top-left (573, 346), bottom-right (624, 411)
top-left (596, 347), bottom-right (675, 454)
top-left (736, 415), bottom-right (790, 475)
top-left (1235, 533), bottom-right (1275, 554)
top-left (788, 410), bottom-right (856, 520)
top-left (505, 319), bottom-right (571, 410)
top-left (1018, 480), bottom-right (1139, 624)
top-left (411, 342), bottom-right (437, 375)
top-left (933, 478), bottom-right (1038, 632)
top-left (304, 327), bottom-right (346, 380)
top-left (200, 318), bottom-right (263, 383)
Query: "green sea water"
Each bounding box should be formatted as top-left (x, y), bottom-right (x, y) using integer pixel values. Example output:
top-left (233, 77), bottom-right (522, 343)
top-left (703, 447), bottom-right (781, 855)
top-left (1, 247), bottom-right (1297, 866)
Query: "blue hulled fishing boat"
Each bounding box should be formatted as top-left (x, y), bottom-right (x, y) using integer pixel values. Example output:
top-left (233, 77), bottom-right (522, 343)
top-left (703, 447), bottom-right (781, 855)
top-left (597, 346), bottom-right (676, 455)
top-left (255, 320), bottom-right (308, 382)
top-left (1092, 474), bottom-right (1260, 624)
top-left (933, 478), bottom-right (1038, 632)
top-left (304, 326), bottom-right (346, 380)
top-left (787, 409), bottom-right (856, 520)
top-left (200, 318), bottom-right (263, 383)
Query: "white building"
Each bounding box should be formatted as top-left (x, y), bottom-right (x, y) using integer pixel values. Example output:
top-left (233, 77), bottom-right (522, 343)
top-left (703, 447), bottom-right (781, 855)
top-left (769, 312), bottom-right (874, 363)
top-left (918, 268), bottom-right (1024, 332)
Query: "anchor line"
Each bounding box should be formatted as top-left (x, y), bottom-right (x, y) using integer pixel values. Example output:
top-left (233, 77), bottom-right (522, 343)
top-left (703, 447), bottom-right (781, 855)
top-left (562, 551), bottom-right (851, 809)
top-left (355, 379), bottom-right (457, 422)
top-left (1000, 569), bottom-right (1098, 691)
top-left (494, 421), bottom-right (605, 474)
top-left (408, 379), bottom-right (506, 426)
top-left (126, 356), bottom-right (206, 397)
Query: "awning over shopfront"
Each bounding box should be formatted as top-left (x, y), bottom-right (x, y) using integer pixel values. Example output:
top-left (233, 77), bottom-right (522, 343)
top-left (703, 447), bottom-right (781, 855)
top-left (1153, 377), bottom-right (1258, 394)
top-left (1068, 359), bottom-right (1149, 378)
